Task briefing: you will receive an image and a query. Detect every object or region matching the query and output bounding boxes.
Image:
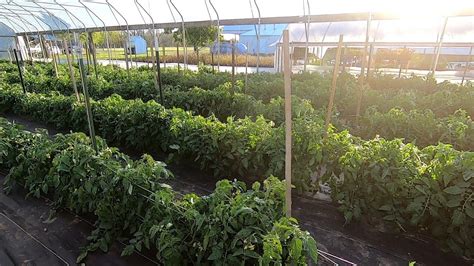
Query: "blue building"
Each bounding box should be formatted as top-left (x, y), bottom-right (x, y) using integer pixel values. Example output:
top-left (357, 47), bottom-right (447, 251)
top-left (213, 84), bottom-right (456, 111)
top-left (210, 42), bottom-right (247, 54)
top-left (128, 36), bottom-right (147, 54)
top-left (223, 24), bottom-right (287, 55)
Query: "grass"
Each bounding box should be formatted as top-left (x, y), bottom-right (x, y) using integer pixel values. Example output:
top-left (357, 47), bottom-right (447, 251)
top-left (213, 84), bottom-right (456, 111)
top-left (57, 47), bottom-right (274, 67)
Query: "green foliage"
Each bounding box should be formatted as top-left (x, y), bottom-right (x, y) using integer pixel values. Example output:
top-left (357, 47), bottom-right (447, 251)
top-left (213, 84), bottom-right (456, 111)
top-left (0, 118), bottom-right (317, 265)
top-left (0, 85), bottom-right (472, 258)
top-left (3, 62), bottom-right (472, 150)
top-left (1, 62), bottom-right (473, 258)
top-left (173, 26), bottom-right (220, 53)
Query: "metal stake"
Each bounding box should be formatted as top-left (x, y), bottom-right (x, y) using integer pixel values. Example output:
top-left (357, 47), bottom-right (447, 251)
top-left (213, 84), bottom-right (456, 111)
top-left (78, 58), bottom-right (98, 153)
top-left (283, 30), bottom-right (292, 217)
top-left (325, 35), bottom-right (343, 135)
top-left (13, 48), bottom-right (26, 94)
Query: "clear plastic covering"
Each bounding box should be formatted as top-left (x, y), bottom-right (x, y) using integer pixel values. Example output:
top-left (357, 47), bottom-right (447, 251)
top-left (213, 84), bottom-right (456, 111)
top-left (0, 0), bottom-right (472, 35)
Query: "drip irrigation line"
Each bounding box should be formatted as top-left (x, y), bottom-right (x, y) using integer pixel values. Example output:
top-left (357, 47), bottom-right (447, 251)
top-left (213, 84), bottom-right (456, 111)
top-left (2, 117), bottom-right (358, 265)
top-left (0, 211), bottom-right (71, 266)
top-left (58, 208), bottom-right (160, 265)
top-left (0, 173), bottom-right (161, 265)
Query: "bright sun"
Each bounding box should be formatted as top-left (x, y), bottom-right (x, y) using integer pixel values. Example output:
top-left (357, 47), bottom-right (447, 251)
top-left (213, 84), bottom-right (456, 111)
top-left (372, 0), bottom-right (473, 18)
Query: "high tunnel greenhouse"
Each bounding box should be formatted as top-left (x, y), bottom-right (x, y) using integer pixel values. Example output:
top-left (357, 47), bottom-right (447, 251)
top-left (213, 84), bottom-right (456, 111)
top-left (0, 0), bottom-right (473, 265)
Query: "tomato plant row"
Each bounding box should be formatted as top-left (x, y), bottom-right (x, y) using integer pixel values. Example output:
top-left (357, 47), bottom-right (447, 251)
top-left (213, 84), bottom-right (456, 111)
top-left (1, 62), bottom-right (472, 150)
top-left (0, 84), bottom-right (472, 258)
top-left (0, 118), bottom-right (317, 264)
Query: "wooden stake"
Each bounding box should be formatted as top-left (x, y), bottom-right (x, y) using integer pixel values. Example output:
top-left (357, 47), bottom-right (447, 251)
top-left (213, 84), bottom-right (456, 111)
top-left (355, 13), bottom-right (371, 122)
top-left (124, 35), bottom-right (130, 76)
top-left (245, 42), bottom-right (249, 93)
top-left (63, 39), bottom-right (80, 102)
top-left (231, 40), bottom-right (236, 94)
top-left (432, 17), bottom-right (449, 75)
top-left (88, 32), bottom-right (98, 79)
top-left (325, 35), bottom-right (343, 135)
top-left (162, 45), bottom-right (166, 68)
top-left (461, 46), bottom-right (473, 86)
top-left (283, 30), bottom-right (292, 217)
top-left (78, 58), bottom-right (98, 153)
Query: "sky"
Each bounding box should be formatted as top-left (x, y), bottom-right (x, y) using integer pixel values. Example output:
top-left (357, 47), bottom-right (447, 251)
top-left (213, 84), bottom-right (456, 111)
top-left (0, 0), bottom-right (472, 42)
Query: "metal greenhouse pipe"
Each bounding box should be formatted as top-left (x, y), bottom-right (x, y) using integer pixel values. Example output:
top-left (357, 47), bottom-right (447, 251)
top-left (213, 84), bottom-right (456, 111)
top-left (325, 35), bottom-right (344, 135)
top-left (0, 4), bottom-right (46, 61)
top-left (303, 0), bottom-right (311, 72)
top-left (0, 15), bottom-right (32, 61)
top-left (105, 0), bottom-right (132, 74)
top-left (135, 0), bottom-right (163, 104)
top-left (170, 0), bottom-right (187, 70)
top-left (79, 0), bottom-right (113, 66)
top-left (209, 0), bottom-right (221, 71)
top-left (204, 0), bottom-right (212, 68)
top-left (30, 2), bottom-right (70, 63)
top-left (31, 0), bottom-right (81, 101)
top-left (253, 0), bottom-right (261, 73)
top-left (83, 0), bottom-right (128, 68)
top-left (432, 16), bottom-right (449, 75)
top-left (320, 22), bottom-right (332, 65)
top-left (52, 0), bottom-right (90, 65)
top-left (9, 1), bottom-right (60, 76)
top-left (355, 12), bottom-right (372, 123)
top-left (366, 21), bottom-right (380, 78)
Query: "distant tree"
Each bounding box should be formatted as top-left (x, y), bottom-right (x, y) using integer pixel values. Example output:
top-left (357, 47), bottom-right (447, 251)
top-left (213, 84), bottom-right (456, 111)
top-left (173, 26), bottom-right (220, 58)
top-left (92, 32), bottom-right (105, 47)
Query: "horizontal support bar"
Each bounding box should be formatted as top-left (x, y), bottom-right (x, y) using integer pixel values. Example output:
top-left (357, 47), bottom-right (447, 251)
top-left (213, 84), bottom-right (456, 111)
top-left (282, 42), bottom-right (474, 48)
top-left (10, 10), bottom-right (474, 35)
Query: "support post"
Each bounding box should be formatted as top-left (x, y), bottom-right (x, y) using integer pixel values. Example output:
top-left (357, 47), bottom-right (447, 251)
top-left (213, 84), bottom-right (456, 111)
top-left (231, 40), bottom-right (236, 94)
top-left (177, 43), bottom-right (180, 73)
top-left (211, 50), bottom-right (215, 72)
top-left (155, 49), bottom-right (164, 105)
top-left (245, 42), bottom-right (249, 93)
top-left (461, 46), bottom-right (473, 86)
top-left (64, 40), bottom-right (80, 102)
top-left (39, 35), bottom-right (48, 60)
top-left (325, 35), bottom-right (343, 135)
top-left (13, 49), bottom-right (26, 94)
top-left (78, 58), bottom-right (98, 153)
top-left (88, 32), bottom-right (98, 78)
top-left (24, 33), bottom-right (33, 62)
top-left (124, 35), bottom-right (130, 76)
top-left (7, 48), bottom-right (12, 63)
top-left (398, 56), bottom-right (403, 78)
top-left (366, 43), bottom-right (374, 79)
top-left (342, 45), bottom-right (347, 72)
top-left (303, 0), bottom-right (311, 72)
top-left (355, 13), bottom-right (371, 122)
top-left (283, 30), bottom-right (292, 217)
top-left (44, 34), bottom-right (59, 78)
top-left (432, 17), bottom-right (449, 75)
